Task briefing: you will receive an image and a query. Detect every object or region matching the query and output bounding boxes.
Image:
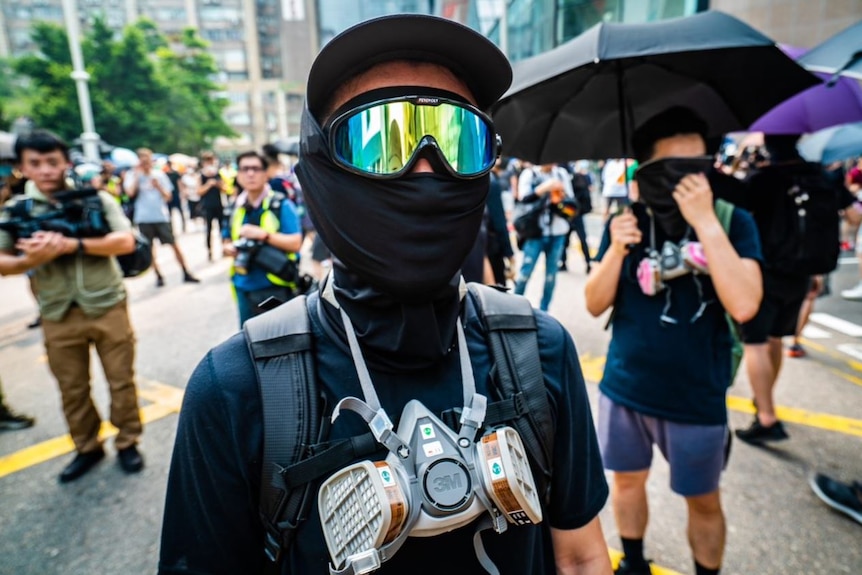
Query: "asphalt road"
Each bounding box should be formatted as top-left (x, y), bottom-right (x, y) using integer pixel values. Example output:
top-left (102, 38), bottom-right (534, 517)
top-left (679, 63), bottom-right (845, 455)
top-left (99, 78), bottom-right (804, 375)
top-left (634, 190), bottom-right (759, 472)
top-left (1, 216), bottom-right (860, 575)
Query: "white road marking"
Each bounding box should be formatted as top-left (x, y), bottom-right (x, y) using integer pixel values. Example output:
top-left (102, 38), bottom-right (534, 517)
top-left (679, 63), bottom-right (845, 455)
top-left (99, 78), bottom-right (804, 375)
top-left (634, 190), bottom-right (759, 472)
top-left (837, 344), bottom-right (862, 363)
top-left (810, 313), bottom-right (862, 337)
top-left (800, 325), bottom-right (832, 339)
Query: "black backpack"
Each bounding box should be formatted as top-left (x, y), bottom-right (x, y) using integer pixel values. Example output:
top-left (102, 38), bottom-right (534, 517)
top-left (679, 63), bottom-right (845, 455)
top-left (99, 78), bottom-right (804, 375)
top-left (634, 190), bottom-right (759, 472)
top-left (755, 164), bottom-right (844, 275)
top-left (242, 283), bottom-right (556, 565)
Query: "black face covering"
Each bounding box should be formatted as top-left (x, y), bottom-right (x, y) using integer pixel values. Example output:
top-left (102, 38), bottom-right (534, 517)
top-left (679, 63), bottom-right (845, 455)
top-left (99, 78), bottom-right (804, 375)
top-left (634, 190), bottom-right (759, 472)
top-left (635, 156), bottom-right (714, 238)
top-left (295, 102), bottom-right (489, 303)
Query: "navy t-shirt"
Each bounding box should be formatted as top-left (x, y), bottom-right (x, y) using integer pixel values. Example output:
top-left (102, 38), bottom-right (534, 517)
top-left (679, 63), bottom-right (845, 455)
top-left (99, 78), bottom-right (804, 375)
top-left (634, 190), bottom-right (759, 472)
top-left (596, 202), bottom-right (762, 425)
top-left (158, 290), bottom-right (608, 574)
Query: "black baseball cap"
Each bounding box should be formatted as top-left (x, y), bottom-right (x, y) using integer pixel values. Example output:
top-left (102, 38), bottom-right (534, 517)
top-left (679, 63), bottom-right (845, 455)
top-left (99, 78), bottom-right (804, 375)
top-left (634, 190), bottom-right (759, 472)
top-left (305, 14), bottom-right (513, 118)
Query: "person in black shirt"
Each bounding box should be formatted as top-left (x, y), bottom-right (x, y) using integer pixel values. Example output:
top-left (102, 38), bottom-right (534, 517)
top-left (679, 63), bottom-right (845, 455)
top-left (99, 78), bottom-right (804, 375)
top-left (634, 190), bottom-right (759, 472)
top-left (198, 151), bottom-right (224, 261)
top-left (159, 14), bottom-right (611, 575)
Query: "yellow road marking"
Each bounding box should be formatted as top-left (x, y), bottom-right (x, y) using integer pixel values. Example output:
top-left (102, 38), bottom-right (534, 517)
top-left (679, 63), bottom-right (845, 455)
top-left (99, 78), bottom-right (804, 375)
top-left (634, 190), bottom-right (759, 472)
top-left (799, 337), bottom-right (862, 375)
top-left (580, 354), bottom-right (862, 437)
top-left (0, 382), bottom-right (183, 479)
top-left (831, 368), bottom-right (862, 389)
top-left (609, 549), bottom-right (683, 575)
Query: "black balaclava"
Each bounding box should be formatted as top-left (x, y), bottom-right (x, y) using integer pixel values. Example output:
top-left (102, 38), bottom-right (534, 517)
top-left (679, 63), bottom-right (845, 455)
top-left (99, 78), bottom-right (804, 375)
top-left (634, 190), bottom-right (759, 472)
top-left (295, 87), bottom-right (490, 371)
top-left (636, 156), bottom-right (714, 239)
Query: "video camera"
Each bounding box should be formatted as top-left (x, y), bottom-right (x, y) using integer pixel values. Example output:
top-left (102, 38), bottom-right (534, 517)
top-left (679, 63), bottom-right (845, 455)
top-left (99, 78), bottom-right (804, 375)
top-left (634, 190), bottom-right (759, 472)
top-left (0, 187), bottom-right (111, 240)
top-left (233, 237), bottom-right (314, 294)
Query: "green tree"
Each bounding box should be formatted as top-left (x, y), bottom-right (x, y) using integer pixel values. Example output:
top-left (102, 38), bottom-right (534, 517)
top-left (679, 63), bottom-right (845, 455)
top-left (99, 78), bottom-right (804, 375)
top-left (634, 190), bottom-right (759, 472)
top-left (9, 17), bottom-right (234, 153)
top-left (156, 27), bottom-right (235, 153)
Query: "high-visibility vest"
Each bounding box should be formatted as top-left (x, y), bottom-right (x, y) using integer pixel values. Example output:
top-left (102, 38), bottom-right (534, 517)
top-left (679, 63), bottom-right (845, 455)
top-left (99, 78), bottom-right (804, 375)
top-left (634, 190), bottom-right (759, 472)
top-left (229, 190), bottom-right (296, 287)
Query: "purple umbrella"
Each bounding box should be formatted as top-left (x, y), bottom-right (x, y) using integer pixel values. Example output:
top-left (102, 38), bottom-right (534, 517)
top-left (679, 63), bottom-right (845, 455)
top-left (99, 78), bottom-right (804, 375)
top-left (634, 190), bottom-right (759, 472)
top-left (749, 45), bottom-right (862, 134)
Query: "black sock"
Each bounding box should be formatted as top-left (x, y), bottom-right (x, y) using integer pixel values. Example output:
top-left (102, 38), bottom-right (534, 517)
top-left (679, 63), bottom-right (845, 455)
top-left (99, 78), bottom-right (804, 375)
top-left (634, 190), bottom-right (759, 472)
top-left (695, 561), bottom-right (720, 575)
top-left (621, 537), bottom-right (647, 568)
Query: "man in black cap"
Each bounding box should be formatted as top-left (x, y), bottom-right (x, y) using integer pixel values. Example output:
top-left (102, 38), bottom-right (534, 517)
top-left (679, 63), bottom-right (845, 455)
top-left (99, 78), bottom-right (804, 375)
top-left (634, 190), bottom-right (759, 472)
top-left (159, 14), bottom-right (611, 575)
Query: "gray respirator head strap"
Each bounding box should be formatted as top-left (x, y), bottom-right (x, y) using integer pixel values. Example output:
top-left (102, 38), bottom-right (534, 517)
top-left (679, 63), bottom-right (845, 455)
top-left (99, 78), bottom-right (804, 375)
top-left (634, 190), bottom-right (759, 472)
top-left (329, 296), bottom-right (508, 575)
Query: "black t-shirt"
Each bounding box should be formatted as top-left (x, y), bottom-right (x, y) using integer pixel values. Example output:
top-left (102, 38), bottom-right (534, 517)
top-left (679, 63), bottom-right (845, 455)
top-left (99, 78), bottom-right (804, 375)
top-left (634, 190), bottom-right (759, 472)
top-left (199, 171), bottom-right (224, 212)
top-left (158, 291), bottom-right (609, 574)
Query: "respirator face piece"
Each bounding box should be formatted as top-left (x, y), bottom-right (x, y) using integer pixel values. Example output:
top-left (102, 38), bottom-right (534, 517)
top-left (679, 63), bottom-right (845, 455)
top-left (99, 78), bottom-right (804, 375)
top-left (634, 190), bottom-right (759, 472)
top-left (317, 400), bottom-right (542, 574)
top-left (637, 240), bottom-right (710, 296)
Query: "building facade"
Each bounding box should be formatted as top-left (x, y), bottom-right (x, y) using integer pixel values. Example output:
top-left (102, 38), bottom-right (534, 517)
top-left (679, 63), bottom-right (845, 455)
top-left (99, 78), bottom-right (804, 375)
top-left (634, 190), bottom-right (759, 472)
top-left (2, 0), bottom-right (860, 152)
top-left (0, 0), bottom-right (315, 151)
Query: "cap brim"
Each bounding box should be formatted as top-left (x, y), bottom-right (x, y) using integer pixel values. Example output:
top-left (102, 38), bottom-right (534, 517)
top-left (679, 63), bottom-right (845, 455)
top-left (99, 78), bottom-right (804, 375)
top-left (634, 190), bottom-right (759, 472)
top-left (306, 14), bottom-right (512, 118)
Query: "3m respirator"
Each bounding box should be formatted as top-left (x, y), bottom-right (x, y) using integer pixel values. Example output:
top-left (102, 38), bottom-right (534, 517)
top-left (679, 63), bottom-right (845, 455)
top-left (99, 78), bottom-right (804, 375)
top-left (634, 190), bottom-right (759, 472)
top-left (316, 302), bottom-right (543, 575)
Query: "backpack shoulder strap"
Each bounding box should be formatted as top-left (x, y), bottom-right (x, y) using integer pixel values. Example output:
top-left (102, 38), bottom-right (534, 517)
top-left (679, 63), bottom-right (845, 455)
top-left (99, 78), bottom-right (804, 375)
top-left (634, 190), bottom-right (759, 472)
top-left (243, 295), bottom-right (320, 563)
top-left (715, 198), bottom-right (734, 233)
top-left (466, 282), bottom-right (554, 504)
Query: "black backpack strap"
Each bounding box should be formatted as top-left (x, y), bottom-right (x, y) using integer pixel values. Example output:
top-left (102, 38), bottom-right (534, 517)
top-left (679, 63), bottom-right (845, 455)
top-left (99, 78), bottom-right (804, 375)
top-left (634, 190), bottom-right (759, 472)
top-left (243, 295), bottom-right (320, 564)
top-left (466, 283), bottom-right (555, 505)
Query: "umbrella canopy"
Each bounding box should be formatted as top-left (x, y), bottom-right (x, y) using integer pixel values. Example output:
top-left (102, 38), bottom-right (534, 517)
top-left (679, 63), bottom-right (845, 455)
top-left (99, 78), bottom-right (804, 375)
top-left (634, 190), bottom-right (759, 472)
top-left (491, 10), bottom-right (819, 163)
top-left (798, 21), bottom-right (862, 81)
top-left (749, 45), bottom-right (862, 134)
top-left (798, 122), bottom-right (862, 165)
top-left (110, 147), bottom-right (139, 169)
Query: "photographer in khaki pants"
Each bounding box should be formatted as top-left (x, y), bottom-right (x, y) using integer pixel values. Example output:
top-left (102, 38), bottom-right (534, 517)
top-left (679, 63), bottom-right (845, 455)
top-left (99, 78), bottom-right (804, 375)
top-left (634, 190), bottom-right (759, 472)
top-left (0, 130), bottom-right (144, 483)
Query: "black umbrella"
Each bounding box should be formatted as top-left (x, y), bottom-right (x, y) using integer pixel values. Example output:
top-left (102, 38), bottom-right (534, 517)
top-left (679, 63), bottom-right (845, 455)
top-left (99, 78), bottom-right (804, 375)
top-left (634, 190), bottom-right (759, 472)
top-left (797, 20), bottom-right (862, 83)
top-left (491, 10), bottom-right (820, 163)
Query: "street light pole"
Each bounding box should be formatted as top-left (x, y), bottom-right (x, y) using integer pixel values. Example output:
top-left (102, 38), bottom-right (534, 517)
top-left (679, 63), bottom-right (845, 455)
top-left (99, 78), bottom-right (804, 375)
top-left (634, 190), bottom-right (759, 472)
top-left (61, 0), bottom-right (100, 161)
top-left (499, 0), bottom-right (508, 58)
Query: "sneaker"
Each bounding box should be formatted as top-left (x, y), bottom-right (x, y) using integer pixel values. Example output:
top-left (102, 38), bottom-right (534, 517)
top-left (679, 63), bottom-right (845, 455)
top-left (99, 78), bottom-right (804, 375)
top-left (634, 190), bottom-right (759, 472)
top-left (183, 273), bottom-right (201, 284)
top-left (809, 473), bottom-right (862, 525)
top-left (787, 343), bottom-right (806, 358)
top-left (735, 419), bottom-right (789, 445)
top-left (0, 404), bottom-right (35, 431)
top-left (117, 444), bottom-right (145, 474)
top-left (615, 558), bottom-right (652, 574)
top-left (841, 282), bottom-right (862, 301)
top-left (155, 276), bottom-right (165, 288)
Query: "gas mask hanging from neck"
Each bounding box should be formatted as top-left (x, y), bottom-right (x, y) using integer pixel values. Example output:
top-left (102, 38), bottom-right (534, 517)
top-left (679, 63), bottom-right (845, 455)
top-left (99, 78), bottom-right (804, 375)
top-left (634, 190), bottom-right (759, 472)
top-left (295, 105), bottom-right (489, 303)
top-left (635, 156), bottom-right (714, 239)
top-left (317, 307), bottom-right (543, 575)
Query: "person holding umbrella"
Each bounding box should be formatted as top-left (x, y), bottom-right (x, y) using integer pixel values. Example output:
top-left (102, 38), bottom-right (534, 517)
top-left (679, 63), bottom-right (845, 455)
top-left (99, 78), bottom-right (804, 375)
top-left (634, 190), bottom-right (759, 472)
top-left (585, 107), bottom-right (763, 575)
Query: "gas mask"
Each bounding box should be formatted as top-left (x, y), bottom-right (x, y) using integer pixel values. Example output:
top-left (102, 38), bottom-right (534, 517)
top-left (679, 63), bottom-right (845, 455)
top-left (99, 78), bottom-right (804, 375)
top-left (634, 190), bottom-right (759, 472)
top-left (316, 291), bottom-right (542, 575)
top-left (636, 238), bottom-right (708, 296)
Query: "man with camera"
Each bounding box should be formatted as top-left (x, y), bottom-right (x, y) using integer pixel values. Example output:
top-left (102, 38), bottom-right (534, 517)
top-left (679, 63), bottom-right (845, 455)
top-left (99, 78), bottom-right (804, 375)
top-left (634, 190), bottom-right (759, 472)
top-left (585, 107), bottom-right (763, 575)
top-left (222, 151), bottom-right (302, 326)
top-left (0, 130), bottom-right (144, 482)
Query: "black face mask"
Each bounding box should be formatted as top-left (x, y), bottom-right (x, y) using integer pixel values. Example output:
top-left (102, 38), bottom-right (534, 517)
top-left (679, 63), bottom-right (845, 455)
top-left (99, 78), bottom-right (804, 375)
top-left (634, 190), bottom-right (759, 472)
top-left (635, 156), bottom-right (714, 238)
top-left (295, 104), bottom-right (489, 303)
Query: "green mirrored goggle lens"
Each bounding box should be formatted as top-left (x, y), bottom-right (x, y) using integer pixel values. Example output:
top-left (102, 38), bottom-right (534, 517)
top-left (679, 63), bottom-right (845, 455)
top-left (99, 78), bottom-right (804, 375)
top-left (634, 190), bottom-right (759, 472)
top-left (331, 100), bottom-right (496, 177)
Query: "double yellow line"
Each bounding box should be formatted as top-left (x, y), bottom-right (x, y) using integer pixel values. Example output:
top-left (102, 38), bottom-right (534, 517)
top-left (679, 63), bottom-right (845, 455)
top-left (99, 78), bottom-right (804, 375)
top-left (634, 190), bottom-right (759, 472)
top-left (0, 378), bottom-right (182, 479)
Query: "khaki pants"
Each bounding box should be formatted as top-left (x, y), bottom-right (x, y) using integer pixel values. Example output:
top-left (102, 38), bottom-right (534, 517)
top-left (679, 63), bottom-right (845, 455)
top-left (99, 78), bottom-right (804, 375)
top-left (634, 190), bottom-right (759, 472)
top-left (42, 301), bottom-right (142, 453)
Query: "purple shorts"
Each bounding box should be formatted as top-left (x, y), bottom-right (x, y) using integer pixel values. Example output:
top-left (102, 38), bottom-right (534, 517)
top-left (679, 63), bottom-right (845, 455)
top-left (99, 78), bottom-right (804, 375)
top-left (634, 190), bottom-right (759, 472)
top-left (598, 393), bottom-right (730, 497)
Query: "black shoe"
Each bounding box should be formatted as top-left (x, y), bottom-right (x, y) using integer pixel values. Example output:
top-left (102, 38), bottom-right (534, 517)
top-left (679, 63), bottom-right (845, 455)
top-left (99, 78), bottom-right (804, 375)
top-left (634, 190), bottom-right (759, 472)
top-left (183, 273), bottom-right (201, 284)
top-left (27, 316), bottom-right (41, 329)
top-left (809, 473), bottom-right (862, 525)
top-left (155, 276), bottom-right (165, 287)
top-left (59, 448), bottom-right (105, 483)
top-left (615, 558), bottom-right (652, 574)
top-left (559, 261), bottom-right (568, 271)
top-left (117, 445), bottom-right (144, 473)
top-left (0, 404), bottom-right (35, 431)
top-left (734, 419), bottom-right (789, 445)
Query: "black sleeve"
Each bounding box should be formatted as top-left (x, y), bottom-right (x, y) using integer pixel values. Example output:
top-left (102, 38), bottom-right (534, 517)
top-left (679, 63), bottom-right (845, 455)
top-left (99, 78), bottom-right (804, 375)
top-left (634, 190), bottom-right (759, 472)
top-left (535, 313), bottom-right (609, 530)
top-left (158, 336), bottom-right (266, 575)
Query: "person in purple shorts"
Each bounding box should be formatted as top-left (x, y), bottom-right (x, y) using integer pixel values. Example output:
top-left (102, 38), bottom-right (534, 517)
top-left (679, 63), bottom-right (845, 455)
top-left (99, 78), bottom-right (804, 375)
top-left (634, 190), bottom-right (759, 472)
top-left (585, 107), bottom-right (764, 575)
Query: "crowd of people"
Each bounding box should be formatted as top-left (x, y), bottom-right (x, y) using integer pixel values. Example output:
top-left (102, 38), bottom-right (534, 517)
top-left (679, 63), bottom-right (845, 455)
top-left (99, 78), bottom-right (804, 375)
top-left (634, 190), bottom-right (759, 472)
top-left (1, 12), bottom-right (861, 575)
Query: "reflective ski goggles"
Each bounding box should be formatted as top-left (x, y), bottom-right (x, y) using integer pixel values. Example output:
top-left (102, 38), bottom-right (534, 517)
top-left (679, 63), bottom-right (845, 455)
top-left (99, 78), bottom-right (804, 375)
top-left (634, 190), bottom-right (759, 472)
top-left (325, 96), bottom-right (501, 179)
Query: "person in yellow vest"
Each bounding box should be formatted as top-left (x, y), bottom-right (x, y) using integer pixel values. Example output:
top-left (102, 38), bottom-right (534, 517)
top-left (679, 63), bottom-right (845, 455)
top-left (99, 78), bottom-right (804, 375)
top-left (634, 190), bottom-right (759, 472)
top-left (222, 151), bottom-right (302, 326)
top-left (220, 164), bottom-right (237, 197)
